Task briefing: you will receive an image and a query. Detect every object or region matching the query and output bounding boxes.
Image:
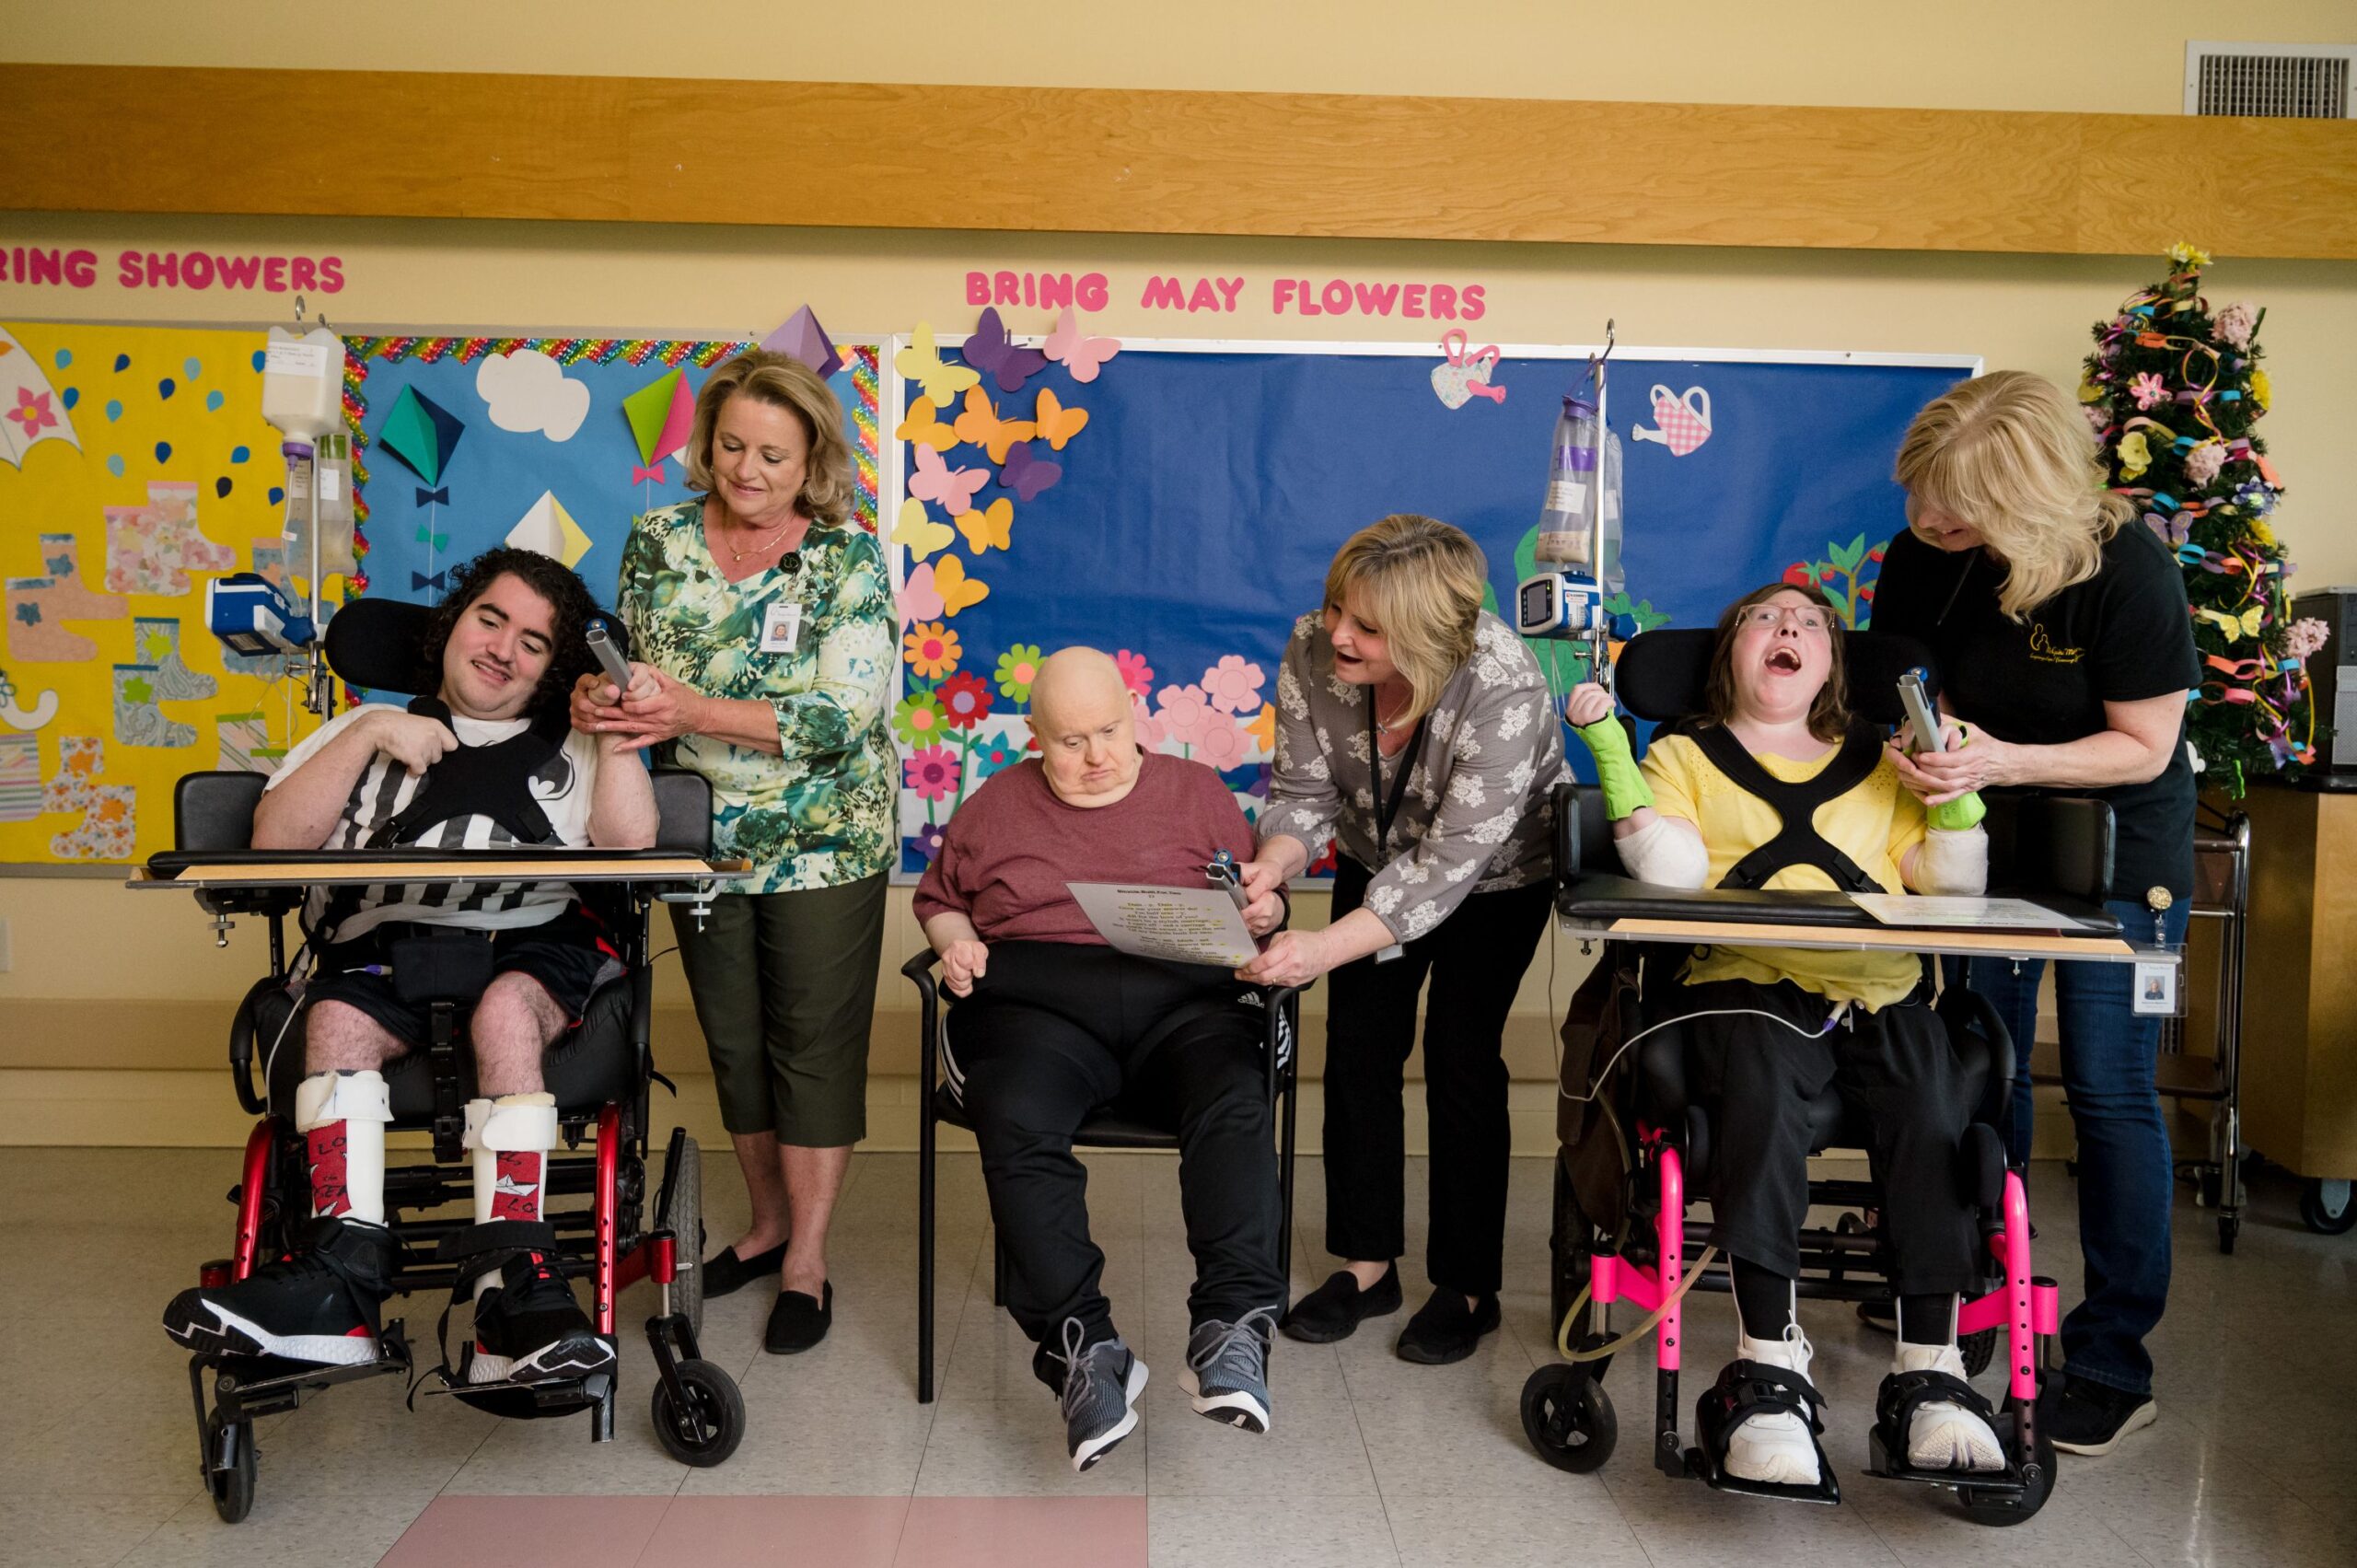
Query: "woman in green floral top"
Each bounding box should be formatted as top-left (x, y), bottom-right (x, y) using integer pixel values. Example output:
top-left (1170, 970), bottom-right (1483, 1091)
top-left (574, 350), bottom-right (893, 1353)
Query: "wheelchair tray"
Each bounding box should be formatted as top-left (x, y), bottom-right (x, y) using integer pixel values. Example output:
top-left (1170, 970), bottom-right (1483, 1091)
top-left (132, 847), bottom-right (747, 893)
top-left (1557, 873), bottom-right (2139, 962)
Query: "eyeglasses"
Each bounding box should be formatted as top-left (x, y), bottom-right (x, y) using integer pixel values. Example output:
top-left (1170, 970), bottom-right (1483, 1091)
top-left (1739, 605), bottom-right (1831, 633)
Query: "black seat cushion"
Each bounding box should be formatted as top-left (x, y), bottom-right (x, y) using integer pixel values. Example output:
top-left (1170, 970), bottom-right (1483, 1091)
top-left (255, 978), bottom-right (638, 1122)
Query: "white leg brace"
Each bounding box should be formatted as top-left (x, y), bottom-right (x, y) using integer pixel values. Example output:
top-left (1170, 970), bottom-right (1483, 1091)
top-left (1614, 816), bottom-right (1712, 889)
top-left (295, 1069), bottom-right (392, 1225)
top-left (465, 1093), bottom-right (559, 1296)
top-left (1907, 827), bottom-right (1990, 896)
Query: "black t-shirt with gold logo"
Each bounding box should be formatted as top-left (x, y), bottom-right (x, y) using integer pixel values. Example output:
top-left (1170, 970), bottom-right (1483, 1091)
top-left (1873, 523), bottom-right (2200, 899)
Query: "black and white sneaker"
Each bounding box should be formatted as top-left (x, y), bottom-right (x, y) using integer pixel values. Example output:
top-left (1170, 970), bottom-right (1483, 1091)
top-left (163, 1215), bottom-right (395, 1366)
top-left (1181, 1309), bottom-right (1277, 1434)
top-left (466, 1248), bottom-right (615, 1385)
top-left (1048, 1318), bottom-right (1147, 1472)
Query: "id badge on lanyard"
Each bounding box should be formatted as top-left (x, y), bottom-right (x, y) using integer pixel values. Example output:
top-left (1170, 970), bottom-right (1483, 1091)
top-left (1368, 703), bottom-right (1425, 964)
top-left (760, 601), bottom-right (801, 654)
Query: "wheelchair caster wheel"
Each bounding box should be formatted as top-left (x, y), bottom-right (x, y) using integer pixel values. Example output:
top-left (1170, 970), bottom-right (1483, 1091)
top-left (652, 1358), bottom-right (745, 1468)
top-left (1957, 1427), bottom-right (2055, 1526)
top-left (206, 1413), bottom-right (257, 1524)
top-left (1521, 1364), bottom-right (1617, 1474)
top-left (2299, 1178), bottom-right (2354, 1236)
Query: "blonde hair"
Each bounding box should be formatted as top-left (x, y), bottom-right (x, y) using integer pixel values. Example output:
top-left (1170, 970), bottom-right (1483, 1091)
top-left (1323, 514), bottom-right (1488, 725)
top-left (1894, 369), bottom-right (2135, 621)
top-left (684, 350), bottom-right (855, 526)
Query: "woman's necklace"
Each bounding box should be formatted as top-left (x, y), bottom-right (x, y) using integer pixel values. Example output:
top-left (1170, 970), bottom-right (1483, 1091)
top-left (725, 515), bottom-right (794, 563)
top-left (1374, 685), bottom-right (1411, 736)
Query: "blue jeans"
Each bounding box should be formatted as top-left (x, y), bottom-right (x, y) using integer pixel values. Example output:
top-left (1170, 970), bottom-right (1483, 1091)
top-left (1955, 898), bottom-right (2190, 1398)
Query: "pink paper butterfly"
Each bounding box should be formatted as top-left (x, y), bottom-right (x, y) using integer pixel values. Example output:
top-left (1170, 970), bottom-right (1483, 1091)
top-left (963, 308), bottom-right (1047, 394)
top-left (1043, 308), bottom-right (1120, 383)
top-left (909, 445), bottom-right (989, 511)
top-left (997, 440), bottom-right (1062, 503)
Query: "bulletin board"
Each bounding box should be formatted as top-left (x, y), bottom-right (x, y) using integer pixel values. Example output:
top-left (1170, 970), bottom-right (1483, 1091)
top-left (885, 333), bottom-right (1979, 877)
top-left (0, 321), bottom-right (880, 867)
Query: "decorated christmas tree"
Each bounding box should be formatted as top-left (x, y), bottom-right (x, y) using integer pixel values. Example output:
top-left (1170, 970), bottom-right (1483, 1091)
top-left (2079, 243), bottom-right (2329, 795)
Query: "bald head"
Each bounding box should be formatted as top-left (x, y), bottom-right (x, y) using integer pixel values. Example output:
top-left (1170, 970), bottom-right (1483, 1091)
top-left (1031, 646), bottom-right (1144, 807)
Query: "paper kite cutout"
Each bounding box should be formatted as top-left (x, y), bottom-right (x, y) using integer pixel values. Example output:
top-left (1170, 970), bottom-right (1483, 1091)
top-left (997, 441), bottom-right (1062, 503)
top-left (890, 496), bottom-right (955, 563)
top-left (622, 370), bottom-right (696, 468)
top-left (377, 385), bottom-right (467, 486)
top-left (506, 490), bottom-right (594, 568)
top-left (963, 308), bottom-right (1047, 395)
top-left (761, 305), bottom-right (842, 379)
top-left (1043, 308), bottom-right (1120, 383)
top-left (896, 323), bottom-right (981, 410)
top-left (0, 327), bottom-right (82, 468)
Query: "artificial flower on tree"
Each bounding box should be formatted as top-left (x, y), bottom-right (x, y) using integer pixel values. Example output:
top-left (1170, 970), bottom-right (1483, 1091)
top-left (2080, 243), bottom-right (2328, 794)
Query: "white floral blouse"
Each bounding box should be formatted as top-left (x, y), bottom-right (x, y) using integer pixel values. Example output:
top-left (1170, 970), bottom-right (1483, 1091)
top-left (1260, 610), bottom-right (1566, 942)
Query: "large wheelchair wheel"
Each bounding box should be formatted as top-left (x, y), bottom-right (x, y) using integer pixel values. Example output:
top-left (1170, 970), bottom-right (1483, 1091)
top-left (652, 1359), bottom-right (745, 1468)
top-left (658, 1133), bottom-right (706, 1338)
top-left (1959, 1325), bottom-right (1998, 1377)
top-left (205, 1411), bottom-right (257, 1524)
top-left (1521, 1364), bottom-right (1617, 1474)
top-left (1957, 1425), bottom-right (2055, 1526)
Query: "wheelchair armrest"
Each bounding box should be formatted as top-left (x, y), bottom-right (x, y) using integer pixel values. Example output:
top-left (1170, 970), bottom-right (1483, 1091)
top-left (175, 771), bottom-right (267, 852)
top-left (1550, 779), bottom-right (1623, 885)
top-left (1936, 984), bottom-right (2017, 1135)
top-left (649, 769), bottom-right (714, 854)
top-left (1984, 794), bottom-right (2115, 906)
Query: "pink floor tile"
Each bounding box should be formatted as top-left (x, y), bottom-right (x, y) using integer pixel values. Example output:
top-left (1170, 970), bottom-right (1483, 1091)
top-left (640, 1495), bottom-right (912, 1567)
top-left (892, 1496), bottom-right (1149, 1568)
top-left (379, 1494), bottom-right (669, 1567)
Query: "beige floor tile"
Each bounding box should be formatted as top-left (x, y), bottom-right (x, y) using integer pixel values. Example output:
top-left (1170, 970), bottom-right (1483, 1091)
top-left (1379, 1491), bottom-right (1650, 1568)
top-left (113, 1487), bottom-right (425, 1567)
top-left (1146, 1493), bottom-right (1401, 1568)
top-left (0, 1492), bottom-right (187, 1568)
top-left (913, 1395), bottom-right (1148, 1495)
top-left (1143, 1382), bottom-right (1376, 1497)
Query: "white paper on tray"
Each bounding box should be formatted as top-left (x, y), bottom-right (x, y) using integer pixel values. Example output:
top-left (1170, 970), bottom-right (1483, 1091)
top-left (1066, 881), bottom-right (1260, 967)
top-left (1846, 894), bottom-right (2089, 931)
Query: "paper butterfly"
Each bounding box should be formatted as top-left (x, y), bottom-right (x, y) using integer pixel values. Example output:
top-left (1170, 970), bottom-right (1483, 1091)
top-left (895, 398), bottom-right (958, 452)
top-left (956, 497), bottom-right (1014, 556)
top-left (1031, 388), bottom-right (1088, 450)
top-left (2196, 605), bottom-right (2266, 641)
top-left (997, 440), bottom-right (1062, 503)
top-left (962, 308), bottom-right (1047, 395)
top-left (952, 386), bottom-right (1036, 463)
top-left (903, 556), bottom-right (990, 621)
top-left (1043, 308), bottom-right (1120, 383)
top-left (890, 495), bottom-right (955, 563)
top-left (895, 321), bottom-right (981, 409)
top-left (909, 444), bottom-right (990, 512)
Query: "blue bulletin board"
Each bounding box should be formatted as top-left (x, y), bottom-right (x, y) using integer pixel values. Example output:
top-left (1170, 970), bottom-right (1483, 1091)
top-left (886, 333), bottom-right (1978, 877)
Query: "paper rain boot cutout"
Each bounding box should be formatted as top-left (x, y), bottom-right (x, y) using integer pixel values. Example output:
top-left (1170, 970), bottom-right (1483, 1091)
top-left (114, 665), bottom-right (196, 748)
top-left (216, 709), bottom-right (283, 774)
top-left (5, 578), bottom-right (99, 662)
top-left (51, 783), bottom-right (134, 860)
top-left (132, 617), bottom-right (217, 702)
top-left (105, 482), bottom-right (235, 597)
top-left (34, 533), bottom-right (129, 621)
top-left (40, 734), bottom-right (104, 812)
top-left (0, 732), bottom-right (40, 821)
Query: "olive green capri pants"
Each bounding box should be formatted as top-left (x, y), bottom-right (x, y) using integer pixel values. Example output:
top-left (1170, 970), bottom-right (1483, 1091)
top-left (673, 873), bottom-right (888, 1147)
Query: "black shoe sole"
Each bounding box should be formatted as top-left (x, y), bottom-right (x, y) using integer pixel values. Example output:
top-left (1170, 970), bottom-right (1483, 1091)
top-left (1279, 1281), bottom-right (1402, 1343)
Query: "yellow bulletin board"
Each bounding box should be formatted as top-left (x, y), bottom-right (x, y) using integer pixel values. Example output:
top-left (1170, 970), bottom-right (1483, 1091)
top-left (0, 320), bottom-right (329, 867)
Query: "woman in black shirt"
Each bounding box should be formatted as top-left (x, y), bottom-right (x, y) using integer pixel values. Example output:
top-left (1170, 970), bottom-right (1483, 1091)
top-left (1873, 370), bottom-right (2200, 1459)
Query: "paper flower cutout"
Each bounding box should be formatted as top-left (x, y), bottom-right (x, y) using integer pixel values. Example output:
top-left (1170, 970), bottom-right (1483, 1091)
top-left (6, 388), bottom-right (56, 436)
top-left (2213, 302), bottom-right (2258, 350)
top-left (904, 744), bottom-right (961, 802)
top-left (2130, 372), bottom-right (2168, 411)
top-left (1203, 654), bottom-right (1267, 714)
top-left (1114, 649), bottom-right (1155, 700)
top-left (995, 644), bottom-right (1042, 702)
top-left (894, 690), bottom-right (948, 746)
top-left (2118, 431), bottom-right (2153, 481)
top-left (937, 671), bottom-right (993, 730)
top-left (2183, 441), bottom-right (2227, 487)
top-left (903, 621), bottom-right (961, 679)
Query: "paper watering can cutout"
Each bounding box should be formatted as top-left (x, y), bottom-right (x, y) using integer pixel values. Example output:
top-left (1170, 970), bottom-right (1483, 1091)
top-left (1632, 384), bottom-right (1713, 456)
top-left (1430, 330), bottom-right (1505, 409)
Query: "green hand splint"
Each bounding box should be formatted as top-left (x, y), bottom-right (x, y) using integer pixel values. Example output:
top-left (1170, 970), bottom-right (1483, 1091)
top-left (1575, 715), bottom-right (1655, 819)
top-left (1927, 792), bottom-right (1987, 832)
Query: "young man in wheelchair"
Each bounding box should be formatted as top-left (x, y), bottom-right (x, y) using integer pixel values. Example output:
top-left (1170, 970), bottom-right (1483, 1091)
top-left (164, 547), bottom-right (659, 1385)
top-left (1562, 580), bottom-right (2002, 1496)
top-left (912, 648), bottom-right (1291, 1472)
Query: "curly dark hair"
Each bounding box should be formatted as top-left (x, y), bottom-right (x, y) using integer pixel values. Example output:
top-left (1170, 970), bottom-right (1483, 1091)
top-left (420, 547), bottom-right (603, 721)
top-left (1699, 579), bottom-right (1853, 743)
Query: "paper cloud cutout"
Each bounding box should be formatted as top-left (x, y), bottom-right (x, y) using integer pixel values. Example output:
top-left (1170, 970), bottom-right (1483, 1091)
top-left (475, 349), bottom-right (591, 443)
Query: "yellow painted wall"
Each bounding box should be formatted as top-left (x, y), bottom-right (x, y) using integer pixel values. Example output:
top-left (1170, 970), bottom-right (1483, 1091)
top-left (5, 2), bottom-right (2352, 1146)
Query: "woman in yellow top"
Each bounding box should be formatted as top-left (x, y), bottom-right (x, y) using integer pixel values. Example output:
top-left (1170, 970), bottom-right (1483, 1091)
top-left (1564, 580), bottom-right (2000, 1501)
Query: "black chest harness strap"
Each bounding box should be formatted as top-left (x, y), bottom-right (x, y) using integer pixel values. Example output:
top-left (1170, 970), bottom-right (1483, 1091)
top-left (370, 696), bottom-right (571, 850)
top-left (1683, 722), bottom-right (1892, 895)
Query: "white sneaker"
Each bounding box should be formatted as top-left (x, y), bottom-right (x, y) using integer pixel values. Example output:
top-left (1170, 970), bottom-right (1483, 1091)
top-left (1725, 1325), bottom-right (1822, 1487)
top-left (1894, 1343), bottom-right (2005, 1472)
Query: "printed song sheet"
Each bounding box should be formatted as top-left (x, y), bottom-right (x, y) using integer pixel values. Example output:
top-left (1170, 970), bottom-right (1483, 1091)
top-left (1066, 882), bottom-right (1260, 967)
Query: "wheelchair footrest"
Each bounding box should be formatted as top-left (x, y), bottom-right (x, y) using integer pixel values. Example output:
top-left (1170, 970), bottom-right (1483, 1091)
top-left (206, 1331), bottom-right (412, 1423)
top-left (1865, 1426), bottom-right (2030, 1498)
top-left (419, 1370), bottom-right (611, 1422)
top-left (1688, 1446), bottom-right (1844, 1505)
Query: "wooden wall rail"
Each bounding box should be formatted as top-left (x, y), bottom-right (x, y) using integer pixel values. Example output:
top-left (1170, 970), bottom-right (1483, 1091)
top-left (6, 65), bottom-right (2355, 258)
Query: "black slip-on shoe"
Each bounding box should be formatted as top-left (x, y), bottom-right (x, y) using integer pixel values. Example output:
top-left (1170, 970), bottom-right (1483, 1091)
top-left (702, 1240), bottom-right (789, 1299)
top-left (765, 1281), bottom-right (833, 1354)
top-left (1394, 1287), bottom-right (1502, 1365)
top-left (2038, 1373), bottom-right (2158, 1456)
top-left (1280, 1263), bottom-right (1402, 1343)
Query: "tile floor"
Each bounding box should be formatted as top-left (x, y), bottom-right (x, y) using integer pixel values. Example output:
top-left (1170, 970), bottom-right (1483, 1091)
top-left (2, 1144), bottom-right (2350, 1566)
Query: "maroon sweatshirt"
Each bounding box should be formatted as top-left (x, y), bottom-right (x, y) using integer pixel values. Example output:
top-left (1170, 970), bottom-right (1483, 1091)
top-left (912, 753), bottom-right (1255, 945)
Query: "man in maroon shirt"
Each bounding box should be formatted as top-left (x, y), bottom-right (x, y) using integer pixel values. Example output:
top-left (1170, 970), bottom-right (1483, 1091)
top-left (915, 648), bottom-right (1289, 1473)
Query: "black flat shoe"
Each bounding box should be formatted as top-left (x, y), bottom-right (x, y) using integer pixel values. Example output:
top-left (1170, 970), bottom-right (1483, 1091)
top-left (1280, 1263), bottom-right (1401, 1343)
top-left (1395, 1288), bottom-right (1501, 1365)
top-left (702, 1241), bottom-right (788, 1299)
top-left (765, 1282), bottom-right (832, 1354)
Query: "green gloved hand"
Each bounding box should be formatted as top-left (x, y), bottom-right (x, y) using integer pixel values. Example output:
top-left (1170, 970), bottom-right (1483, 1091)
top-left (1576, 715), bottom-right (1655, 820)
top-left (1927, 791), bottom-right (1987, 832)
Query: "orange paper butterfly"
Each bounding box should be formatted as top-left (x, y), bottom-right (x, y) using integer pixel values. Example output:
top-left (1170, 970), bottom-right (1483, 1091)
top-left (1031, 388), bottom-right (1089, 450)
top-left (952, 386), bottom-right (1037, 463)
top-left (955, 497), bottom-right (1015, 556)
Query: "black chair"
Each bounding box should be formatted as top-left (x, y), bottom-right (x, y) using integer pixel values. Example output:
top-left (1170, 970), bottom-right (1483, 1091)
top-left (900, 948), bottom-right (1302, 1403)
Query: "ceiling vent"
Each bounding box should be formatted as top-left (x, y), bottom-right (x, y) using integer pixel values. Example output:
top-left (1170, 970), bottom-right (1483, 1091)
top-left (2184, 42), bottom-right (2354, 118)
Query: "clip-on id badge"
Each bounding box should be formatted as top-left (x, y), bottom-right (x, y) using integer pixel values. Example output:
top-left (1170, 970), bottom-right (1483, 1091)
top-left (760, 601), bottom-right (801, 654)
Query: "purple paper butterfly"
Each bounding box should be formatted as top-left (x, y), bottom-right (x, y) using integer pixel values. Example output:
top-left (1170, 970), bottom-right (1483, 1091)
top-left (998, 440), bottom-right (1062, 502)
top-left (963, 308), bottom-right (1047, 394)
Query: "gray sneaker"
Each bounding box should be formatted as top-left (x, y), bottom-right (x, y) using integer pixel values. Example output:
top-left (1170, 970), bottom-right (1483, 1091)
top-left (1180, 1307), bottom-right (1277, 1434)
top-left (1049, 1318), bottom-right (1147, 1472)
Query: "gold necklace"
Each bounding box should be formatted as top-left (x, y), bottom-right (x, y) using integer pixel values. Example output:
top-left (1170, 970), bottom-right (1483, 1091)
top-left (1374, 687), bottom-right (1411, 735)
top-left (725, 516), bottom-right (794, 563)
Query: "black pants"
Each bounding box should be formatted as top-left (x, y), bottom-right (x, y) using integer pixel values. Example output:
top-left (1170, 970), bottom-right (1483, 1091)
top-left (946, 943), bottom-right (1285, 1353)
top-left (1675, 978), bottom-right (1979, 1295)
top-left (1321, 861), bottom-right (1554, 1296)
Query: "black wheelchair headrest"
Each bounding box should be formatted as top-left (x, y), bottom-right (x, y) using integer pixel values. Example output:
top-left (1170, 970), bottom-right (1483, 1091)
top-left (1612, 627), bottom-right (1934, 729)
top-left (321, 593), bottom-right (627, 698)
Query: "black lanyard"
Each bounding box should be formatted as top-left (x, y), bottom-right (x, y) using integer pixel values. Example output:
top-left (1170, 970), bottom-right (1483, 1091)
top-left (1367, 702), bottom-right (1427, 860)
